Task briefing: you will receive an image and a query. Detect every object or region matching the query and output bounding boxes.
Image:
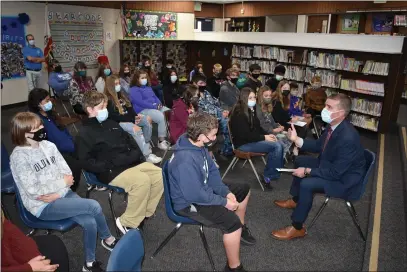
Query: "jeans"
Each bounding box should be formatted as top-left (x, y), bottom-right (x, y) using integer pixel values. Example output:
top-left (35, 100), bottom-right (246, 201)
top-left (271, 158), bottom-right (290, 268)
top-left (38, 191), bottom-right (112, 262)
top-left (26, 70), bottom-right (41, 91)
top-left (290, 156), bottom-right (325, 224)
top-left (219, 117), bottom-right (233, 155)
top-left (238, 140), bottom-right (284, 180)
top-left (119, 122), bottom-right (151, 157)
top-left (140, 109), bottom-right (167, 138)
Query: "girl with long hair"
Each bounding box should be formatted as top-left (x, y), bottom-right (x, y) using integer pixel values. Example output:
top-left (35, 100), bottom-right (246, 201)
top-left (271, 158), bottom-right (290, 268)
top-left (119, 64), bottom-right (131, 93)
top-left (95, 63), bottom-right (112, 93)
top-left (162, 68), bottom-right (179, 109)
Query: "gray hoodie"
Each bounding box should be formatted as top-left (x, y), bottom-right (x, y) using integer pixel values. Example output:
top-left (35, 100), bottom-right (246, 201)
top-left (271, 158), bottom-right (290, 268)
top-left (10, 140), bottom-right (71, 217)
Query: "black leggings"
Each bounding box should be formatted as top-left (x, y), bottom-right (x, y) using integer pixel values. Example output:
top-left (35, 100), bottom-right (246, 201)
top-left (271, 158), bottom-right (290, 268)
top-left (32, 235), bottom-right (70, 272)
top-left (62, 153), bottom-right (82, 191)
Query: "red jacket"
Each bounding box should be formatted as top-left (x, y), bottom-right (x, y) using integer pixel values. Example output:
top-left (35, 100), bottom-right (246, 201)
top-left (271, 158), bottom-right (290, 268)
top-left (1, 219), bottom-right (40, 271)
top-left (169, 98), bottom-right (190, 144)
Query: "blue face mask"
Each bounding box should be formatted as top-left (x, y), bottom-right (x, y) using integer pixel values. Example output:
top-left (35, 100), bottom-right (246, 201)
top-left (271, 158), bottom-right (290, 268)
top-left (42, 101), bottom-right (53, 111)
top-left (78, 70), bottom-right (86, 77)
top-left (321, 108), bottom-right (342, 124)
top-left (96, 108), bottom-right (109, 123)
top-left (248, 100), bottom-right (256, 108)
top-left (104, 69), bottom-right (111, 76)
top-left (140, 79), bottom-right (148, 86)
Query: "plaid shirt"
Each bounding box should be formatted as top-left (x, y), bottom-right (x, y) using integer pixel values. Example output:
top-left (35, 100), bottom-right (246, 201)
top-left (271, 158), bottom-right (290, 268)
top-left (198, 90), bottom-right (222, 119)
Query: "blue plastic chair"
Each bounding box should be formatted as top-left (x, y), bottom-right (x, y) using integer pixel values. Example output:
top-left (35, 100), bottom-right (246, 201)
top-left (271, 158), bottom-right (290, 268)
top-left (1, 142), bottom-right (15, 219)
top-left (82, 171), bottom-right (125, 236)
top-left (150, 161), bottom-right (216, 271)
top-left (14, 185), bottom-right (77, 236)
top-left (107, 229), bottom-right (144, 272)
top-left (308, 149), bottom-right (376, 241)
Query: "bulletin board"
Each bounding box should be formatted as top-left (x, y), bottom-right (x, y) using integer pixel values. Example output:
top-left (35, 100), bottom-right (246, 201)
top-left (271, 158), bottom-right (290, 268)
top-left (48, 11), bottom-right (104, 70)
top-left (1, 16), bottom-right (26, 80)
top-left (122, 10), bottom-right (177, 39)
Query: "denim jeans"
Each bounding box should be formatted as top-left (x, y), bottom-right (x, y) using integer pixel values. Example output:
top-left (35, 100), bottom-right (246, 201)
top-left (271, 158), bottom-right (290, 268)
top-left (238, 140), bottom-right (284, 180)
top-left (119, 122), bottom-right (151, 157)
top-left (38, 191), bottom-right (112, 262)
top-left (219, 117), bottom-right (233, 155)
top-left (140, 109), bottom-right (167, 138)
top-left (138, 114), bottom-right (152, 143)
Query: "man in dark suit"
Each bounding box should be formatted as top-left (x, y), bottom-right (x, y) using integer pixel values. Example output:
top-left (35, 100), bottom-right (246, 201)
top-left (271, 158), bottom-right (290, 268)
top-left (272, 93), bottom-right (366, 240)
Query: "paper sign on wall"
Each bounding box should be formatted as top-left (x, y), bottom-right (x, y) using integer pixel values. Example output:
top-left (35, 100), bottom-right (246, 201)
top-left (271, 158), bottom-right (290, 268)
top-left (105, 31), bottom-right (112, 41)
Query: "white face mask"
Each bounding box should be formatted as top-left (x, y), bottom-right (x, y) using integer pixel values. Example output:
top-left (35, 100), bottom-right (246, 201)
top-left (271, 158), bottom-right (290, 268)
top-left (170, 75), bottom-right (177, 83)
top-left (276, 75), bottom-right (284, 81)
top-left (140, 78), bottom-right (148, 86)
top-left (166, 65), bottom-right (172, 69)
top-left (28, 40), bottom-right (35, 46)
top-left (248, 100), bottom-right (256, 108)
top-left (115, 85), bottom-right (121, 92)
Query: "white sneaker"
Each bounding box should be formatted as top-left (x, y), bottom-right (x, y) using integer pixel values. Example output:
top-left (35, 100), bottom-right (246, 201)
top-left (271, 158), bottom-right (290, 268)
top-left (157, 140), bottom-right (171, 150)
top-left (146, 154), bottom-right (162, 164)
top-left (116, 217), bottom-right (128, 235)
top-left (95, 186), bottom-right (107, 191)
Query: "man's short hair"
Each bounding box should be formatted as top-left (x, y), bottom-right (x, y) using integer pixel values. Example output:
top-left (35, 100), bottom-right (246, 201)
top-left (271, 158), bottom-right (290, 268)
top-left (274, 64), bottom-right (286, 75)
top-left (328, 93), bottom-right (351, 115)
top-left (187, 112), bottom-right (219, 141)
top-left (26, 34), bottom-right (34, 41)
top-left (213, 63), bottom-right (222, 70)
top-left (82, 91), bottom-right (107, 115)
top-left (226, 68), bottom-right (239, 77)
top-left (192, 74), bottom-right (207, 84)
top-left (249, 63), bottom-right (261, 72)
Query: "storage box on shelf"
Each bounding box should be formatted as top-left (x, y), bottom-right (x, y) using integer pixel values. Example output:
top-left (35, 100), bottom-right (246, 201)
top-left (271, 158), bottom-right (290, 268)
top-left (230, 43), bottom-right (398, 133)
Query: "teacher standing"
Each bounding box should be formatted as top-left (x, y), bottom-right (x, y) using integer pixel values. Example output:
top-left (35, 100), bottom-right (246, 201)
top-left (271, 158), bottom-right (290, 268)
top-left (23, 34), bottom-right (45, 91)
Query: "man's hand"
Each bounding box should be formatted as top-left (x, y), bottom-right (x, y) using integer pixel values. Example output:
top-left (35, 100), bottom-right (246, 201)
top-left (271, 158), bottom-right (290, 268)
top-left (63, 174), bottom-right (74, 186)
top-left (222, 110), bottom-right (229, 118)
top-left (27, 56), bottom-right (34, 61)
top-left (226, 192), bottom-right (237, 202)
top-left (265, 134), bottom-right (277, 142)
top-left (287, 124), bottom-right (298, 142)
top-left (225, 198), bottom-right (239, 211)
top-left (133, 125), bottom-right (142, 132)
top-left (37, 193), bottom-right (61, 203)
top-left (28, 255), bottom-right (59, 272)
top-left (292, 167), bottom-right (307, 178)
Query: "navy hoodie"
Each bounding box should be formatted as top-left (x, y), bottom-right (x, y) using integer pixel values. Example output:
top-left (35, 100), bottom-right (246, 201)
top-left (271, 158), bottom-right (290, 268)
top-left (168, 134), bottom-right (230, 211)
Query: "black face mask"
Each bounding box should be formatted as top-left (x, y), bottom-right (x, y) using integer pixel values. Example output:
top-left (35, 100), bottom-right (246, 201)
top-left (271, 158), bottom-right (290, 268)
top-left (230, 78), bottom-right (238, 84)
top-left (144, 65), bottom-right (151, 70)
top-left (198, 86), bottom-right (206, 93)
top-left (251, 73), bottom-right (260, 79)
top-left (54, 65), bottom-right (62, 73)
top-left (204, 135), bottom-right (217, 148)
top-left (282, 90), bottom-right (290, 96)
top-left (124, 72), bottom-right (130, 77)
top-left (30, 128), bottom-right (47, 142)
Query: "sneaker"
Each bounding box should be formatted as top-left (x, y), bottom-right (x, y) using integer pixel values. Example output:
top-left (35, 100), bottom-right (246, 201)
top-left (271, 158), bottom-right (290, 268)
top-left (83, 261), bottom-right (104, 272)
top-left (116, 217), bottom-right (129, 235)
top-left (146, 154), bottom-right (162, 164)
top-left (240, 225), bottom-right (256, 246)
top-left (262, 177), bottom-right (273, 190)
top-left (158, 140), bottom-right (171, 150)
top-left (224, 263), bottom-right (247, 272)
top-left (95, 186), bottom-right (107, 191)
top-left (101, 238), bottom-right (118, 252)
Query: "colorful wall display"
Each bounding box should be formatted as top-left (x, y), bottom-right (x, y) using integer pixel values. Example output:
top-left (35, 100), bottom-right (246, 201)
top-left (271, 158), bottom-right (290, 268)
top-left (341, 14), bottom-right (360, 31)
top-left (122, 10), bottom-right (177, 39)
top-left (372, 14), bottom-right (394, 32)
top-left (1, 16), bottom-right (26, 80)
top-left (48, 11), bottom-right (104, 70)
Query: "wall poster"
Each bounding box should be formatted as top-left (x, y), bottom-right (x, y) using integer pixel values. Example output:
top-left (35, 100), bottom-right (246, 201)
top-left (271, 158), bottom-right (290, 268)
top-left (372, 14), bottom-right (394, 32)
top-left (341, 14), bottom-right (360, 31)
top-left (122, 10), bottom-right (177, 39)
top-left (48, 11), bottom-right (104, 70)
top-left (1, 16), bottom-right (26, 80)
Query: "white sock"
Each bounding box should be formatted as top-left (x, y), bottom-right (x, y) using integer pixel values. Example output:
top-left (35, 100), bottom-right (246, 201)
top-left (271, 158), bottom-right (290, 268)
top-left (105, 236), bottom-right (115, 245)
top-left (86, 261), bottom-right (94, 267)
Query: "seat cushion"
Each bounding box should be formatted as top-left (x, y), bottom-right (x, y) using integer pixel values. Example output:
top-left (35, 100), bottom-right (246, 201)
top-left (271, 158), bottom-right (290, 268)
top-left (233, 149), bottom-right (266, 160)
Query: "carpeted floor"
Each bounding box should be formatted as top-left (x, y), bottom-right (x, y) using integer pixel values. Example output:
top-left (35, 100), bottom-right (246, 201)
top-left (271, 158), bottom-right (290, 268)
top-left (1, 102), bottom-right (379, 271)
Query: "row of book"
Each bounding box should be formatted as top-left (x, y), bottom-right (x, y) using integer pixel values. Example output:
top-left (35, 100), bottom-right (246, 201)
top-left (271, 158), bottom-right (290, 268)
top-left (340, 79), bottom-right (385, 96)
top-left (349, 113), bottom-right (379, 132)
top-left (304, 68), bottom-right (342, 88)
top-left (350, 98), bottom-right (383, 117)
top-left (361, 61), bottom-right (390, 76)
top-left (231, 58), bottom-right (278, 74)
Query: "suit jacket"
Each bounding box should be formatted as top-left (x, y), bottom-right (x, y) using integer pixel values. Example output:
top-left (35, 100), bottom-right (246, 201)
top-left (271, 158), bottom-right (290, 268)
top-left (303, 120), bottom-right (366, 200)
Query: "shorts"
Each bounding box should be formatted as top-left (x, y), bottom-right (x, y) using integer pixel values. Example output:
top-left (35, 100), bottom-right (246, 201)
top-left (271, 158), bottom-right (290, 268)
top-left (177, 183), bottom-right (250, 234)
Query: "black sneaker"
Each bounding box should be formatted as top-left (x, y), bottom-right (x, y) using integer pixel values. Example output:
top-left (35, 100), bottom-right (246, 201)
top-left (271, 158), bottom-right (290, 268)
top-left (240, 225), bottom-right (256, 246)
top-left (261, 177), bottom-right (273, 191)
top-left (101, 238), bottom-right (118, 252)
top-left (224, 263), bottom-right (247, 272)
top-left (83, 261), bottom-right (104, 272)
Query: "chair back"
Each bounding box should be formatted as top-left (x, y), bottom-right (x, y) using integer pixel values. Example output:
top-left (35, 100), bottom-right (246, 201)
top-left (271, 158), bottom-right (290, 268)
top-left (354, 149), bottom-right (376, 200)
top-left (1, 142), bottom-right (15, 194)
top-left (162, 161), bottom-right (197, 224)
top-left (107, 229), bottom-right (144, 272)
top-left (1, 142), bottom-right (10, 171)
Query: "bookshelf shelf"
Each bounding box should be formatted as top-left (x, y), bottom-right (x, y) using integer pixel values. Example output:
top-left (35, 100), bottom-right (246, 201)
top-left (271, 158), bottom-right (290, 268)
top-left (351, 122), bottom-right (379, 132)
top-left (350, 109), bottom-right (381, 117)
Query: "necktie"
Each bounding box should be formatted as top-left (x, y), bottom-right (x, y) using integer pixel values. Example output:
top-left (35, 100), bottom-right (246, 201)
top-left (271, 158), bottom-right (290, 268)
top-left (322, 127), bottom-right (333, 152)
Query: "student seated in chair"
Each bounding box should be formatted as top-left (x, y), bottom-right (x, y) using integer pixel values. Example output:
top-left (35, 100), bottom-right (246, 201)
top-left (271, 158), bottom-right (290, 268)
top-left (230, 88), bottom-right (284, 190)
top-left (168, 112), bottom-right (255, 272)
top-left (76, 91), bottom-right (164, 234)
top-left (9, 112), bottom-right (117, 272)
top-left (48, 59), bottom-right (72, 97)
top-left (272, 93), bottom-right (366, 240)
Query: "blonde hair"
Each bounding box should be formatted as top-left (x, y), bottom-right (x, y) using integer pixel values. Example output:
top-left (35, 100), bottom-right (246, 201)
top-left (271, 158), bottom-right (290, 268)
top-left (11, 112), bottom-right (42, 146)
top-left (104, 75), bottom-right (132, 115)
top-left (214, 63), bottom-right (222, 70)
top-left (82, 91), bottom-right (108, 114)
top-left (257, 86), bottom-right (273, 113)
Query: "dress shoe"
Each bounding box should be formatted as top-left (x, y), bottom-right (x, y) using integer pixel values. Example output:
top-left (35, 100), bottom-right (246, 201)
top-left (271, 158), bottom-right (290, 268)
top-left (271, 226), bottom-right (306, 241)
top-left (274, 199), bottom-right (297, 209)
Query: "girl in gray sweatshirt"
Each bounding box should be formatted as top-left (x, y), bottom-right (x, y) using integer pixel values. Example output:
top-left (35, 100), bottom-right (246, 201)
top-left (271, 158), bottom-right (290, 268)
top-left (9, 112), bottom-right (117, 272)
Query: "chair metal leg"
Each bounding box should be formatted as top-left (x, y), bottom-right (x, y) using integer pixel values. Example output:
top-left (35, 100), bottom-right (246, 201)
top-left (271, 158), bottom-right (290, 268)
top-left (261, 156), bottom-right (267, 165)
top-left (160, 149), bottom-right (170, 166)
top-left (85, 185), bottom-right (94, 199)
top-left (222, 157), bottom-right (237, 180)
top-left (345, 201), bottom-right (366, 241)
top-left (109, 190), bottom-right (121, 237)
top-left (199, 225), bottom-right (216, 272)
top-left (26, 229), bottom-right (36, 236)
top-left (308, 197), bottom-right (330, 230)
top-left (231, 158), bottom-right (239, 170)
top-left (150, 140), bottom-right (155, 148)
top-left (248, 159), bottom-right (265, 191)
top-left (241, 160), bottom-right (247, 168)
top-left (151, 222), bottom-right (183, 259)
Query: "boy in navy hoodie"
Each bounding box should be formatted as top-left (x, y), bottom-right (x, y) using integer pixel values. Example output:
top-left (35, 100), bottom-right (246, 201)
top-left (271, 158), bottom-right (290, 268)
top-left (168, 112), bottom-right (255, 272)
top-left (48, 59), bottom-right (72, 96)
